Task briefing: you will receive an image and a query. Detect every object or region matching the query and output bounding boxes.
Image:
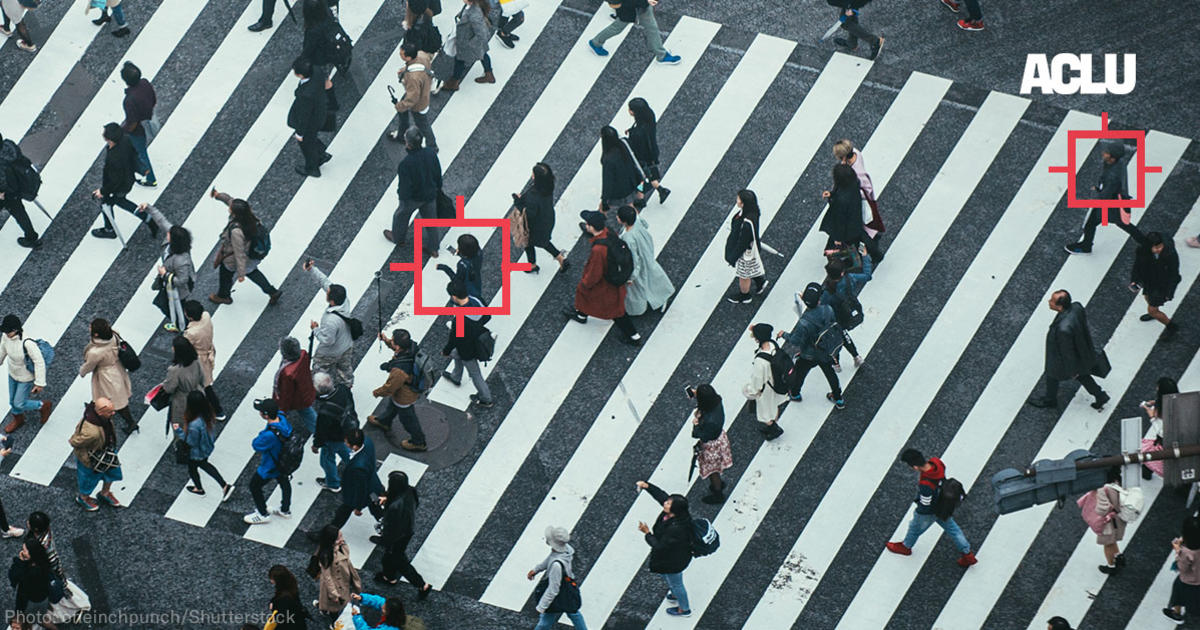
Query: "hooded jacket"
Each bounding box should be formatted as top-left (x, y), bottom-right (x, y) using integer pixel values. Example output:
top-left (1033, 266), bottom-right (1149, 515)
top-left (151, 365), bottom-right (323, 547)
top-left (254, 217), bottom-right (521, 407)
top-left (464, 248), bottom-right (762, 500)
top-left (914, 457), bottom-right (946, 515)
top-left (534, 544), bottom-right (576, 613)
top-left (643, 482), bottom-right (692, 574)
top-left (253, 414), bottom-right (293, 478)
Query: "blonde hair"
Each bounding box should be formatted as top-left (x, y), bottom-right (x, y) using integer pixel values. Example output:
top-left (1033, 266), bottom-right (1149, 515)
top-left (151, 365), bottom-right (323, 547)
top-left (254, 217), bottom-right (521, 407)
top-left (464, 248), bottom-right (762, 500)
top-left (832, 139), bottom-right (855, 161)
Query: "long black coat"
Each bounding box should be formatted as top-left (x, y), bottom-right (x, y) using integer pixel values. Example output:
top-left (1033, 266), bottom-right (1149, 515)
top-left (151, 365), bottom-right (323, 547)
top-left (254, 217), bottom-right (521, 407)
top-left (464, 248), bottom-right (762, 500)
top-left (601, 149), bottom-right (640, 202)
top-left (643, 482), bottom-right (693, 574)
top-left (287, 77), bottom-right (328, 138)
top-left (1129, 225), bottom-right (1181, 301)
top-left (519, 189), bottom-right (556, 244)
top-left (341, 438), bottom-right (385, 510)
top-left (101, 135), bottom-right (138, 197)
top-left (1045, 302), bottom-right (1098, 380)
top-left (819, 186), bottom-right (864, 245)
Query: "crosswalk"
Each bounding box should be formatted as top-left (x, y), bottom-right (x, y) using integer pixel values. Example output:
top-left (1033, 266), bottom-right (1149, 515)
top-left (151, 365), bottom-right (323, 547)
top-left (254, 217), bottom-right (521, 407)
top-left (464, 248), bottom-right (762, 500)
top-left (2, 3), bottom-right (1198, 628)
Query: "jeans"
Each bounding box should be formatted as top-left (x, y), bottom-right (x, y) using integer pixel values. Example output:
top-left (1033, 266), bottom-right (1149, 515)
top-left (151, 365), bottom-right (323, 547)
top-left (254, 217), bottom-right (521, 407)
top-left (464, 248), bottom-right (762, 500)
top-left (106, 4), bottom-right (127, 27)
top-left (451, 55), bottom-right (493, 82)
top-left (380, 535), bottom-right (426, 588)
top-left (393, 198), bottom-right (441, 253)
top-left (313, 350), bottom-right (355, 388)
top-left (187, 458), bottom-right (228, 490)
top-left (127, 132), bottom-right (156, 184)
top-left (903, 512), bottom-right (971, 553)
top-left (498, 12), bottom-right (524, 36)
top-left (963, 0), bottom-right (983, 20)
top-left (449, 349), bottom-right (492, 403)
top-left (319, 441), bottom-right (351, 489)
top-left (249, 472), bottom-right (291, 516)
top-left (398, 110), bottom-right (438, 152)
top-left (216, 263), bottom-right (277, 299)
top-left (661, 572), bottom-right (690, 612)
top-left (287, 405), bottom-right (317, 435)
top-left (592, 7), bottom-right (667, 60)
top-left (837, 11), bottom-right (880, 49)
top-left (7, 376), bottom-right (41, 415)
top-left (535, 611), bottom-right (588, 630)
top-left (2, 196), bottom-right (37, 240)
top-left (788, 356), bottom-right (842, 400)
top-left (376, 400), bottom-right (426, 445)
top-left (1078, 207), bottom-right (1137, 249)
top-left (331, 500), bottom-right (384, 528)
top-left (1043, 373), bottom-right (1104, 402)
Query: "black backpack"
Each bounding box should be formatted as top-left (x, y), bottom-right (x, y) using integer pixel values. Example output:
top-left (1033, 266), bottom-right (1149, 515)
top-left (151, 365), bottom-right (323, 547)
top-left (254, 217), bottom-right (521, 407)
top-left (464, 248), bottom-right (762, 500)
top-left (690, 517), bottom-right (720, 557)
top-left (332, 311), bottom-right (364, 340)
top-left (3, 141), bottom-right (41, 201)
top-left (757, 346), bottom-right (793, 396)
top-left (475, 328), bottom-right (495, 363)
top-left (327, 21), bottom-right (354, 73)
top-left (830, 292), bottom-right (864, 331)
top-left (247, 222), bottom-right (271, 260)
top-left (404, 17), bottom-right (442, 54)
top-left (813, 321), bottom-right (844, 362)
top-left (317, 396), bottom-right (357, 437)
top-left (601, 236), bottom-right (634, 286)
top-left (268, 424), bottom-right (305, 476)
top-left (532, 560), bottom-right (582, 614)
top-left (933, 477), bottom-right (967, 520)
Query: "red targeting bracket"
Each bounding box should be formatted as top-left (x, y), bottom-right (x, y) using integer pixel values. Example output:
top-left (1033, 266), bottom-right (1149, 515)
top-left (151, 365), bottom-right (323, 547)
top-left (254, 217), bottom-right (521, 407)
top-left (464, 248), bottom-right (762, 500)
top-left (1048, 112), bottom-right (1162, 226)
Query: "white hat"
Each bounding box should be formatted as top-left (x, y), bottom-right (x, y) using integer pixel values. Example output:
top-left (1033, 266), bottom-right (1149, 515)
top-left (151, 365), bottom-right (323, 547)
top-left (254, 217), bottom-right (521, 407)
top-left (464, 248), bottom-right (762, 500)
top-left (545, 526), bottom-right (570, 552)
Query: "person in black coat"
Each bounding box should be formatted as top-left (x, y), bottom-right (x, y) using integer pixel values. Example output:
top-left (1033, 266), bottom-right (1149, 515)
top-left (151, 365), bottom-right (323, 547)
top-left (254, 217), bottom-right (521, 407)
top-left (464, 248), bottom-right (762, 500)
top-left (1125, 218), bottom-right (1181, 337)
top-left (0, 133), bottom-right (41, 248)
top-left (267, 565), bottom-right (311, 629)
top-left (9, 541), bottom-right (55, 626)
top-left (821, 163), bottom-right (884, 264)
top-left (441, 281), bottom-right (494, 407)
top-left (1066, 143), bottom-right (1136, 254)
top-left (635, 480), bottom-right (693, 617)
top-left (1028, 290), bottom-right (1109, 410)
top-left (829, 0), bottom-right (884, 60)
top-left (690, 384), bottom-right (731, 504)
top-left (288, 56), bottom-right (331, 178)
top-left (438, 234), bottom-right (483, 300)
top-left (329, 429), bottom-right (385, 529)
top-left (626, 98), bottom-right (670, 205)
top-left (515, 162), bottom-right (568, 273)
top-left (371, 470), bottom-right (433, 599)
top-left (387, 127), bottom-right (443, 256)
top-left (301, 0), bottom-right (340, 112)
top-left (599, 125), bottom-right (642, 219)
top-left (91, 122), bottom-right (152, 240)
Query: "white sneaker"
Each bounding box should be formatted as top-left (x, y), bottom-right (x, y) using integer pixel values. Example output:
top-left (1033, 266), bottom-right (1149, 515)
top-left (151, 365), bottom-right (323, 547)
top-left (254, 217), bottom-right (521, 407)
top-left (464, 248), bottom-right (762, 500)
top-left (2, 527), bottom-right (25, 538)
top-left (853, 355), bottom-right (864, 368)
top-left (272, 508), bottom-right (292, 518)
top-left (431, 78), bottom-right (443, 95)
top-left (221, 484), bottom-right (235, 503)
top-left (0, 25), bottom-right (11, 38)
top-left (243, 512), bottom-right (271, 525)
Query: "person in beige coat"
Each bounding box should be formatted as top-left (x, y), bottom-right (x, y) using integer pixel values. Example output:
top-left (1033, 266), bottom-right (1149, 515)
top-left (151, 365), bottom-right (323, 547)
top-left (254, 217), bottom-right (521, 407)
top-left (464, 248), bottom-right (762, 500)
top-left (1094, 466), bottom-right (1128, 575)
top-left (207, 189), bottom-right (281, 306)
top-left (162, 337), bottom-right (205, 427)
top-left (742, 323), bottom-right (788, 440)
top-left (182, 300), bottom-right (224, 420)
top-left (310, 525), bottom-right (361, 623)
top-left (78, 318), bottom-right (134, 433)
top-left (387, 44), bottom-right (437, 152)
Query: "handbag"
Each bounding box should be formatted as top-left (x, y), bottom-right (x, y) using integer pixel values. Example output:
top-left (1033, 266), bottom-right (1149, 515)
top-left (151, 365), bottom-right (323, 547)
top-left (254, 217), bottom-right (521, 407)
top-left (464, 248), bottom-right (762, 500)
top-left (263, 611), bottom-right (279, 630)
top-left (115, 334), bottom-right (141, 372)
top-left (173, 438), bottom-right (191, 465)
top-left (88, 447), bottom-right (120, 473)
top-left (146, 383), bottom-right (170, 411)
top-left (509, 206), bottom-right (530, 249)
top-left (48, 579), bottom-right (91, 623)
top-left (1091, 349), bottom-right (1112, 378)
top-left (441, 29), bottom-right (458, 57)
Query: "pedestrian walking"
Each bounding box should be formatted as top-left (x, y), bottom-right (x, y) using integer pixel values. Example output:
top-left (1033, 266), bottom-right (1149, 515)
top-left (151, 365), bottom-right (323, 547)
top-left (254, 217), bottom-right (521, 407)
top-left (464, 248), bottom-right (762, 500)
top-left (8, 538), bottom-right (58, 630)
top-left (0, 133), bottom-right (42, 247)
top-left (328, 428), bottom-right (385, 529)
top-left (598, 126), bottom-right (642, 221)
top-left (274, 336), bottom-right (317, 435)
top-left (248, 0), bottom-right (281, 31)
top-left (495, 0), bottom-right (524, 49)
top-left (245, 400), bottom-right (294, 525)
top-left (635, 480), bottom-right (692, 618)
top-left (689, 384), bottom-right (731, 504)
top-left (143, 204), bottom-right (194, 332)
top-left (1084, 466), bottom-right (1129, 575)
top-left (625, 98), bottom-right (670, 205)
top-left (1137, 376), bottom-right (1177, 480)
top-left (119, 62), bottom-right (157, 187)
top-left (171, 391), bottom-right (233, 500)
top-left (182, 300), bottom-right (224, 419)
top-left (385, 127), bottom-right (443, 257)
top-left (208, 188), bottom-right (282, 305)
top-left (161, 336), bottom-right (205, 432)
top-left (1163, 516), bottom-right (1200, 622)
top-left (387, 44), bottom-right (438, 152)
top-left (778, 283), bottom-right (844, 409)
top-left (528, 525), bottom-right (586, 629)
top-left (301, 0), bottom-right (341, 113)
top-left (289, 56), bottom-right (331, 178)
top-left (308, 525), bottom-right (361, 624)
top-left (438, 0), bottom-right (493, 93)
top-left (437, 234), bottom-right (483, 300)
top-left (617, 205), bottom-right (674, 316)
top-left (832, 138), bottom-right (884, 243)
top-left (77, 318), bottom-right (134, 433)
top-left (938, 0), bottom-right (985, 31)
top-left (820, 249), bottom-right (872, 371)
top-left (515, 162), bottom-right (568, 274)
top-left (742, 323), bottom-right (787, 440)
top-left (724, 190), bottom-right (768, 304)
top-left (1065, 142), bottom-right (1135, 254)
top-left (303, 260), bottom-right (356, 388)
top-left (1, 314), bottom-right (52, 434)
top-left (1026, 290), bottom-right (1110, 410)
top-left (265, 565), bottom-right (310, 629)
top-left (821, 163), bottom-right (880, 261)
top-left (0, 438), bottom-right (25, 538)
top-left (312, 371), bottom-right (353, 492)
top-left (90, 0), bottom-right (131, 37)
top-left (1124, 218), bottom-right (1181, 338)
top-left (586, 0), bottom-right (680, 64)
top-left (372, 470), bottom-right (434, 601)
top-left (0, 0), bottom-right (38, 51)
top-left (885, 448), bottom-right (977, 567)
top-left (68, 398), bottom-right (125, 511)
top-left (369, 330), bottom-right (427, 452)
top-left (829, 0), bottom-right (884, 60)
top-left (474, 0), bottom-right (503, 85)
top-left (350, 592), bottom-right (425, 629)
top-left (91, 123), bottom-right (154, 241)
top-left (442, 281), bottom-right (496, 407)
top-left (565, 211), bottom-right (642, 345)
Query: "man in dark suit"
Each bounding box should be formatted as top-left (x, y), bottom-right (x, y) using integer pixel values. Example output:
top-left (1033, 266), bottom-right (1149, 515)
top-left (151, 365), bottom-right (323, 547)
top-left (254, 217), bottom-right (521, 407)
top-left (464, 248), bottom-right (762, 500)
top-left (329, 428), bottom-right (385, 528)
top-left (288, 56), bottom-right (330, 178)
top-left (1027, 289), bottom-right (1110, 410)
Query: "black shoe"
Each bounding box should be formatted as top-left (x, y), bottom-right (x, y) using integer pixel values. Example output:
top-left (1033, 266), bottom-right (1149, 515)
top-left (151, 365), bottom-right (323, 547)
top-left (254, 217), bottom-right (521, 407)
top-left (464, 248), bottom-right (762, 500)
top-left (622, 333), bottom-right (643, 347)
top-left (1098, 563), bottom-right (1121, 575)
top-left (1065, 242), bottom-right (1092, 255)
top-left (440, 370), bottom-right (462, 387)
top-left (869, 36), bottom-right (884, 61)
top-left (1142, 464), bottom-right (1155, 480)
top-left (373, 572), bottom-right (398, 585)
top-left (418, 583), bottom-right (432, 601)
top-left (833, 37), bottom-right (857, 51)
top-left (1163, 607), bottom-right (1186, 623)
top-left (558, 260), bottom-right (571, 274)
top-left (295, 165), bottom-right (320, 177)
top-left (1163, 322), bottom-right (1180, 339)
top-left (320, 152), bottom-right (332, 165)
top-left (1026, 397), bottom-right (1056, 409)
top-left (726, 291), bottom-right (752, 304)
top-left (498, 32), bottom-right (515, 48)
top-left (657, 186), bottom-right (671, 204)
top-left (470, 394), bottom-right (494, 408)
top-left (92, 13), bottom-right (111, 25)
top-left (564, 309), bottom-right (587, 324)
top-left (369, 535), bottom-right (383, 545)
top-left (248, 20), bottom-right (272, 32)
top-left (764, 423), bottom-right (784, 440)
top-left (111, 26), bottom-right (131, 38)
top-left (1091, 391), bottom-right (1111, 410)
top-left (91, 227), bottom-right (117, 239)
top-left (524, 265), bottom-right (540, 274)
top-left (1115, 553), bottom-right (1127, 568)
top-left (1140, 313), bottom-right (1155, 322)
top-left (508, 33), bottom-right (520, 41)
top-left (16, 236), bottom-right (41, 248)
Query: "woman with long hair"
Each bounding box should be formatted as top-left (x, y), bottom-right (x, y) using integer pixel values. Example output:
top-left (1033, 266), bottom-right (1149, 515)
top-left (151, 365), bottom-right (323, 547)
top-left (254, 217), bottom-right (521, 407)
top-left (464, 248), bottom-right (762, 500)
top-left (9, 536), bottom-right (57, 630)
top-left (691, 384), bottom-right (732, 503)
top-left (514, 162), bottom-right (568, 274)
top-left (437, 234), bottom-right (483, 300)
top-left (724, 189), bottom-right (767, 304)
top-left (301, 0), bottom-right (340, 112)
top-left (626, 98), bottom-right (670, 205)
top-left (267, 565), bottom-right (309, 629)
top-left (78, 318), bottom-right (135, 432)
top-left (373, 471), bottom-right (433, 600)
top-left (209, 188), bottom-right (281, 306)
top-left (162, 336), bottom-right (206, 429)
top-left (142, 203), bottom-right (195, 332)
top-left (439, 0), bottom-right (494, 93)
top-left (1164, 516), bottom-right (1200, 622)
top-left (599, 125), bottom-right (642, 218)
top-left (309, 525), bottom-right (361, 623)
top-left (172, 391), bottom-right (233, 500)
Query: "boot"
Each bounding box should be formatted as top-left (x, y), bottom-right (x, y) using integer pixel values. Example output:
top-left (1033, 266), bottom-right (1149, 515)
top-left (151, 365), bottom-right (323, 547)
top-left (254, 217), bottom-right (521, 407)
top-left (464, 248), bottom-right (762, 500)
top-left (38, 400), bottom-right (52, 424)
top-left (4, 414), bottom-right (25, 434)
top-left (474, 72), bottom-right (496, 84)
top-left (441, 78), bottom-right (461, 92)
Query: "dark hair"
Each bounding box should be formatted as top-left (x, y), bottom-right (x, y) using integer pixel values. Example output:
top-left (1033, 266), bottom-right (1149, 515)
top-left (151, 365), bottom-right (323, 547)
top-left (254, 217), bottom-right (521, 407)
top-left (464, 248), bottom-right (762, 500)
top-left (103, 122), bottom-right (123, 143)
top-left (832, 163), bottom-right (858, 191)
top-left (292, 56), bottom-right (314, 78)
top-left (229, 199), bottom-right (258, 239)
top-left (457, 234), bottom-right (480, 259)
top-left (1105, 465), bottom-right (1122, 484)
top-left (26, 512), bottom-right (50, 538)
top-left (303, 0), bottom-right (329, 27)
top-left (900, 448), bottom-right (926, 467)
top-left (168, 225), bottom-right (192, 256)
top-left (617, 205), bottom-right (637, 227)
top-left (532, 162), bottom-right (555, 196)
top-left (316, 524), bottom-right (339, 568)
top-left (600, 126), bottom-right (627, 162)
top-left (737, 189), bottom-right (761, 225)
top-left (327, 284), bottom-right (347, 306)
top-left (172, 336), bottom-right (198, 367)
top-left (184, 390), bottom-right (215, 431)
top-left (382, 597), bottom-right (408, 627)
top-left (1047, 617), bottom-right (1073, 630)
top-left (629, 97), bottom-right (656, 127)
top-left (120, 62), bottom-right (141, 87)
top-left (468, 0), bottom-right (490, 19)
top-left (401, 42), bottom-right (420, 60)
top-left (391, 329), bottom-right (414, 352)
top-left (345, 428), bottom-right (365, 449)
top-left (1157, 377), bottom-right (1180, 412)
top-left (448, 280), bottom-right (469, 300)
top-left (823, 260), bottom-right (846, 293)
top-left (695, 384), bottom-right (721, 413)
top-left (269, 565), bottom-right (300, 600)
top-left (1146, 231), bottom-right (1165, 247)
top-left (183, 300), bottom-right (205, 322)
top-left (90, 317), bottom-right (114, 341)
top-left (385, 470), bottom-right (419, 508)
top-left (666, 493), bottom-right (690, 519)
top-left (1052, 290), bottom-right (1072, 309)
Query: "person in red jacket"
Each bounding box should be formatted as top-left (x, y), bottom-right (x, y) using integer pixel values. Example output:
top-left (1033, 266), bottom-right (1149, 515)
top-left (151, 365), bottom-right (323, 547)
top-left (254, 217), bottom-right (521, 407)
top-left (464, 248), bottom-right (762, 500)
top-left (274, 336), bottom-right (317, 436)
top-left (885, 448), bottom-right (977, 567)
top-left (564, 210), bottom-right (642, 346)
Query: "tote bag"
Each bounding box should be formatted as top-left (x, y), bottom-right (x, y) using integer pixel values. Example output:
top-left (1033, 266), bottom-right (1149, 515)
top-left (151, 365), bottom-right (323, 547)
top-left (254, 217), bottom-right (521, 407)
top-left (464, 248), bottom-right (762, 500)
top-left (48, 580), bottom-right (92, 623)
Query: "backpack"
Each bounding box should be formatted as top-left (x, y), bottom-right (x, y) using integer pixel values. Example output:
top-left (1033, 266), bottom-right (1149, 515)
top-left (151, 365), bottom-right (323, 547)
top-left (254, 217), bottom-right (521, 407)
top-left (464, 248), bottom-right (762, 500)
top-left (813, 321), bottom-right (844, 362)
top-left (475, 328), bottom-right (496, 363)
top-left (690, 517), bottom-right (720, 557)
top-left (932, 477), bottom-right (966, 521)
top-left (7, 150), bottom-right (42, 201)
top-left (509, 207), bottom-right (530, 250)
top-left (1116, 485), bottom-right (1145, 523)
top-left (532, 560), bottom-right (582, 614)
top-left (411, 347), bottom-right (435, 393)
top-left (404, 17), bottom-right (442, 54)
top-left (601, 236), bottom-right (634, 286)
top-left (317, 396), bottom-right (357, 436)
top-left (327, 22), bottom-right (354, 73)
top-left (830, 292), bottom-right (864, 331)
top-left (332, 311), bottom-right (364, 340)
top-left (246, 222), bottom-right (271, 260)
top-left (268, 424), bottom-right (305, 476)
top-left (22, 338), bottom-right (54, 373)
top-left (756, 347), bottom-right (793, 396)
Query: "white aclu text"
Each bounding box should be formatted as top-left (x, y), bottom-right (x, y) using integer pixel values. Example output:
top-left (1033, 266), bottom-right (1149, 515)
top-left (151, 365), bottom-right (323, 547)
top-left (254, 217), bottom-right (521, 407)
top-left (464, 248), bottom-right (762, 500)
top-left (1020, 54), bottom-right (1136, 95)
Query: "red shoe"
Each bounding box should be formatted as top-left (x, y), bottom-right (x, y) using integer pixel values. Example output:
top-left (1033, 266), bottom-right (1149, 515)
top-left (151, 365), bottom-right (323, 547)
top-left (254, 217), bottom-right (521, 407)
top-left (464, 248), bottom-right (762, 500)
top-left (885, 541), bottom-right (912, 556)
top-left (940, 0), bottom-right (960, 12)
top-left (957, 19), bottom-right (984, 31)
top-left (957, 551), bottom-right (978, 567)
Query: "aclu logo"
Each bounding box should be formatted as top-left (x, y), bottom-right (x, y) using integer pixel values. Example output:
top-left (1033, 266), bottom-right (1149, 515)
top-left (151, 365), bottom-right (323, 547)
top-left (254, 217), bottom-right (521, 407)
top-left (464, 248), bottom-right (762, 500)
top-left (1020, 53), bottom-right (1135, 95)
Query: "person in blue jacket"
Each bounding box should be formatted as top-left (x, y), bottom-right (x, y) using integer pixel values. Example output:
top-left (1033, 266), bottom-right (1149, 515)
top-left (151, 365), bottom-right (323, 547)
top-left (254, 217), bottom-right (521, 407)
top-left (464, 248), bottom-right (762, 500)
top-left (172, 391), bottom-right (233, 501)
top-left (329, 428), bottom-right (385, 529)
top-left (777, 283), bottom-right (844, 408)
top-left (245, 398), bottom-right (293, 525)
top-left (820, 249), bottom-right (873, 371)
top-left (437, 234), bottom-right (483, 301)
top-left (350, 592), bottom-right (425, 629)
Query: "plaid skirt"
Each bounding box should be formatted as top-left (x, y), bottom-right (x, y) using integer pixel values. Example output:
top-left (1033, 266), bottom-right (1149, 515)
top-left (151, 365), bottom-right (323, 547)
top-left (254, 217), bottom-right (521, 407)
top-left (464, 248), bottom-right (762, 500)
top-left (697, 431), bottom-right (733, 479)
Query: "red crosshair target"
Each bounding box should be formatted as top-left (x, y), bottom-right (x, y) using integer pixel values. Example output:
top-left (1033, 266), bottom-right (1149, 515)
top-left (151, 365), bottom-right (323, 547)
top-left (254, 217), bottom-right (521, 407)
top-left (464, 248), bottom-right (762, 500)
top-left (1048, 112), bottom-right (1163, 226)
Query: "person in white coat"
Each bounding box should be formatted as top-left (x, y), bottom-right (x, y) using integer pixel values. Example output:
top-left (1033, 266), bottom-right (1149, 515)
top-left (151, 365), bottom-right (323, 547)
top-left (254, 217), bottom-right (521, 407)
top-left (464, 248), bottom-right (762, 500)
top-left (742, 323), bottom-right (787, 440)
top-left (617, 205), bottom-right (674, 316)
top-left (1, 314), bottom-right (51, 434)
